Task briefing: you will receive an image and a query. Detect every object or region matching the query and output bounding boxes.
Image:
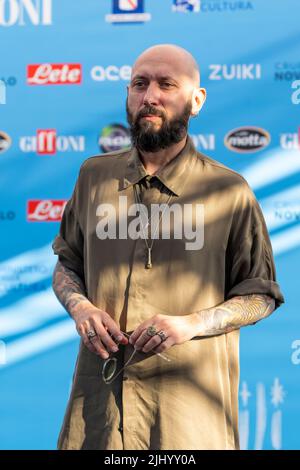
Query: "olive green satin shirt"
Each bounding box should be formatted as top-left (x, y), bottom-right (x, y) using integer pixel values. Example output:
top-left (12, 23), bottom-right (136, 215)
top-left (52, 136), bottom-right (284, 450)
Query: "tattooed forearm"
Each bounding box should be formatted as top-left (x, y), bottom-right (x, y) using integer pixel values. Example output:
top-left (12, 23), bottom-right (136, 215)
top-left (52, 261), bottom-right (91, 318)
top-left (194, 294), bottom-right (275, 337)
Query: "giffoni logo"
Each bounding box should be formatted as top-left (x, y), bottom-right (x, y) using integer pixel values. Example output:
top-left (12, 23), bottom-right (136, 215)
top-left (0, 0), bottom-right (52, 26)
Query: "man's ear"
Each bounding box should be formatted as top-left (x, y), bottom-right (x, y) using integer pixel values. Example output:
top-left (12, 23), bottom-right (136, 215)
top-left (191, 87), bottom-right (206, 116)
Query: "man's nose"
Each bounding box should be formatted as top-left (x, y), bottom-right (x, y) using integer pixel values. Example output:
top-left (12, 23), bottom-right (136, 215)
top-left (143, 83), bottom-right (160, 106)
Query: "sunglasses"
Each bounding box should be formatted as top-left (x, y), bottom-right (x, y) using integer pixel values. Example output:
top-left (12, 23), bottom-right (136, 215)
top-left (102, 330), bottom-right (171, 385)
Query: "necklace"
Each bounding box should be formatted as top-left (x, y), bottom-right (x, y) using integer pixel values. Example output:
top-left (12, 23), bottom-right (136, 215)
top-left (133, 183), bottom-right (173, 269)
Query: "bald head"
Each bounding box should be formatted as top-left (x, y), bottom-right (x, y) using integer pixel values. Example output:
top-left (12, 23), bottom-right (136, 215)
top-left (127, 44), bottom-right (206, 152)
top-left (131, 44), bottom-right (200, 87)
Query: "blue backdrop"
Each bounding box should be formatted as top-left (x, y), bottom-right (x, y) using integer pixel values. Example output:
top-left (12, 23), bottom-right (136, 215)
top-left (0, 0), bottom-right (299, 450)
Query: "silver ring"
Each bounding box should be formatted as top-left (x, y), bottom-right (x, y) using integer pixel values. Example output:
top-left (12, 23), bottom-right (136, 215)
top-left (87, 329), bottom-right (97, 341)
top-left (146, 325), bottom-right (158, 337)
top-left (156, 330), bottom-right (167, 343)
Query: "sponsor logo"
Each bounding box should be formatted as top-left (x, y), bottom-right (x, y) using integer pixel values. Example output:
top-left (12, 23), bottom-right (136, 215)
top-left (280, 131), bottom-right (300, 150)
top-left (0, 77), bottom-right (17, 104)
top-left (224, 127), bottom-right (270, 153)
top-left (99, 124), bottom-right (131, 153)
top-left (105, 0), bottom-right (151, 23)
top-left (239, 378), bottom-right (285, 450)
top-left (0, 0), bottom-right (52, 27)
top-left (20, 130), bottom-right (85, 154)
top-left (191, 133), bottom-right (215, 150)
top-left (172, 0), bottom-right (200, 12)
top-left (0, 80), bottom-right (5, 104)
top-left (27, 200), bottom-right (67, 222)
top-left (273, 201), bottom-right (300, 224)
top-left (274, 61), bottom-right (300, 81)
top-left (27, 63), bottom-right (82, 85)
top-left (0, 76), bottom-right (17, 86)
top-left (172, 1), bottom-right (254, 13)
top-left (91, 65), bottom-right (131, 82)
top-left (209, 64), bottom-right (261, 80)
top-left (0, 131), bottom-right (12, 153)
top-left (0, 263), bottom-right (50, 297)
top-left (0, 210), bottom-right (16, 221)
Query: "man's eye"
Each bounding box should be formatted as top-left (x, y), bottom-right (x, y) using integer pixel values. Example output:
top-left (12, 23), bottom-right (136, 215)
top-left (134, 81), bottom-right (145, 87)
top-left (160, 82), bottom-right (173, 88)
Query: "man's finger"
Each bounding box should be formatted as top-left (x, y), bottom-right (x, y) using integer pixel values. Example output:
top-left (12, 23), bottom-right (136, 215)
top-left (98, 329), bottom-right (120, 354)
top-left (102, 317), bottom-right (128, 345)
top-left (93, 319), bottom-right (122, 353)
top-left (83, 337), bottom-right (98, 355)
top-left (133, 328), bottom-right (153, 350)
top-left (152, 336), bottom-right (173, 354)
top-left (129, 325), bottom-right (147, 346)
top-left (142, 333), bottom-right (165, 353)
top-left (88, 335), bottom-right (110, 359)
top-left (80, 323), bottom-right (110, 359)
top-left (77, 324), bottom-right (98, 355)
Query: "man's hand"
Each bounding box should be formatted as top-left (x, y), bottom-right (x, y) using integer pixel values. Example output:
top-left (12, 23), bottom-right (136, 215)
top-left (52, 260), bottom-right (128, 359)
top-left (74, 305), bottom-right (128, 359)
top-left (129, 313), bottom-right (198, 354)
top-left (128, 294), bottom-right (276, 354)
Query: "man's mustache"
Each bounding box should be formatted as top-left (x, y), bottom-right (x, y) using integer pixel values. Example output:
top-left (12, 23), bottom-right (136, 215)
top-left (137, 106), bottom-right (165, 120)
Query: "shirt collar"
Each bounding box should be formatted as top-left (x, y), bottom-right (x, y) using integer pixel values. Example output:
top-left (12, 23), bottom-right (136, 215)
top-left (119, 136), bottom-right (198, 197)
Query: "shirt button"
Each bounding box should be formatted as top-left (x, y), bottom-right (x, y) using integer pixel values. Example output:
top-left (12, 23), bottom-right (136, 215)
top-left (123, 375), bottom-right (128, 381)
top-left (118, 426), bottom-right (123, 432)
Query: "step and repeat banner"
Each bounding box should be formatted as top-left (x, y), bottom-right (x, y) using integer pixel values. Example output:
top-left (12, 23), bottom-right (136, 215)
top-left (0, 0), bottom-right (299, 450)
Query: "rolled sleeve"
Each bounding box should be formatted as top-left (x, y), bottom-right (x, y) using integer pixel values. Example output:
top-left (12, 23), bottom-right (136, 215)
top-left (52, 178), bottom-right (84, 281)
top-left (225, 182), bottom-right (284, 309)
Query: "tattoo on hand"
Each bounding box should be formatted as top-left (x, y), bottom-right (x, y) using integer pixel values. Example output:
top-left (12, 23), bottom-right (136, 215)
top-left (52, 261), bottom-right (88, 316)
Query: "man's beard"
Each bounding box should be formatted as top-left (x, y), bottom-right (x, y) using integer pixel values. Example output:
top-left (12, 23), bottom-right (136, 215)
top-left (126, 99), bottom-right (192, 153)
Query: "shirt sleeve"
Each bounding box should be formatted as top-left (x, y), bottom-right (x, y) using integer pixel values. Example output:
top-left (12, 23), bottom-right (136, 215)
top-left (52, 172), bottom-right (85, 281)
top-left (225, 181), bottom-right (284, 309)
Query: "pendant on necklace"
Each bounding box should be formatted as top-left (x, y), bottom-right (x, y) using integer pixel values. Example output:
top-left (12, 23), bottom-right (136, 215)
top-left (146, 247), bottom-right (152, 269)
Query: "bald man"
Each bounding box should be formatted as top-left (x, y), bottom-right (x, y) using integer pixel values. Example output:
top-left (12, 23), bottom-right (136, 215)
top-left (52, 44), bottom-right (284, 450)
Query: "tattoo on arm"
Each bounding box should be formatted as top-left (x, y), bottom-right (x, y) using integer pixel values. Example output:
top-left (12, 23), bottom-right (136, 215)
top-left (196, 294), bottom-right (275, 337)
top-left (52, 260), bottom-right (89, 318)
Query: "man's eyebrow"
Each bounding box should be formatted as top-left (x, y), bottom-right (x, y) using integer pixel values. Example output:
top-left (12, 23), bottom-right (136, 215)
top-left (131, 74), bottom-right (179, 84)
top-left (131, 74), bottom-right (148, 82)
top-left (158, 76), bottom-right (178, 83)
